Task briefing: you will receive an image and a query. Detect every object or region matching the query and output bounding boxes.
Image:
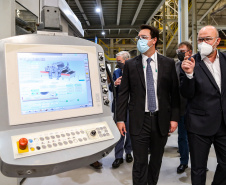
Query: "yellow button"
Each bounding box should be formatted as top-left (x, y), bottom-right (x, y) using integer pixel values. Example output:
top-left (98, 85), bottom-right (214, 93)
top-left (30, 147), bottom-right (35, 151)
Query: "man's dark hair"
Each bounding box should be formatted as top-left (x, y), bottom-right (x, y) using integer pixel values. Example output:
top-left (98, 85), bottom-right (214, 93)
top-left (140, 24), bottom-right (159, 48)
top-left (178, 41), bottom-right (193, 51)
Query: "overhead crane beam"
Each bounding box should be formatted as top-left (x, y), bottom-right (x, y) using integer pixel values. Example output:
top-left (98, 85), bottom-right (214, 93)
top-left (146, 0), bottom-right (166, 25)
top-left (96, 0), bottom-right (105, 26)
top-left (198, 0), bottom-right (221, 24)
top-left (74, 0), bottom-right (90, 26)
top-left (117, 0), bottom-right (123, 25)
top-left (131, 0), bottom-right (145, 25)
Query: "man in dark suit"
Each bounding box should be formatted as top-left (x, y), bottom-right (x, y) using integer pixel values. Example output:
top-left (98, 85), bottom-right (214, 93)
top-left (116, 24), bottom-right (180, 185)
top-left (109, 51), bottom-right (133, 168)
top-left (180, 25), bottom-right (226, 185)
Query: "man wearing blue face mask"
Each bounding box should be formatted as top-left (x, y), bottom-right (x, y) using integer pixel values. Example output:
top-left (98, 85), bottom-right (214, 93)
top-left (116, 25), bottom-right (180, 185)
top-left (180, 25), bottom-right (226, 185)
top-left (109, 51), bottom-right (133, 168)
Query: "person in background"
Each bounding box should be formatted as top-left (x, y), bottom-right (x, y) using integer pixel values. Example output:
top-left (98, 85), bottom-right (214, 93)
top-left (180, 25), bottom-right (226, 185)
top-left (116, 24), bottom-right (180, 185)
top-left (175, 41), bottom-right (192, 173)
top-left (109, 51), bottom-right (133, 168)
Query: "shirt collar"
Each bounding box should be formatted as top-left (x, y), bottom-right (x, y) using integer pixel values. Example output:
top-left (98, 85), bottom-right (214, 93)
top-left (142, 51), bottom-right (157, 63)
top-left (203, 50), bottom-right (219, 64)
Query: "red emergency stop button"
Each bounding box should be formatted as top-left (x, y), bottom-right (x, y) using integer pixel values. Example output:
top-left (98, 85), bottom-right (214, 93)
top-left (19, 138), bottom-right (28, 150)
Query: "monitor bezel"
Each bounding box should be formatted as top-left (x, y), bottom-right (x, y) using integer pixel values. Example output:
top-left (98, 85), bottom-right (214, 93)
top-left (5, 43), bottom-right (103, 125)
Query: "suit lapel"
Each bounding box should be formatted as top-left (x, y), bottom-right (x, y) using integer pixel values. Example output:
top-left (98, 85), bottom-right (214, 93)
top-left (136, 55), bottom-right (145, 89)
top-left (219, 52), bottom-right (226, 95)
top-left (157, 53), bottom-right (163, 96)
top-left (197, 54), bottom-right (220, 93)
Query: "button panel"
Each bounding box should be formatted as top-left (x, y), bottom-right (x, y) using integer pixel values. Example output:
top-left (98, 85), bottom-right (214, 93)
top-left (11, 121), bottom-right (114, 159)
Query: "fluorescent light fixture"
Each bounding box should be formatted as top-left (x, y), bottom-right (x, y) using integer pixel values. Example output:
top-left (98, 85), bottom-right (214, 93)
top-left (101, 31), bottom-right (105, 35)
top-left (96, 7), bottom-right (101, 13)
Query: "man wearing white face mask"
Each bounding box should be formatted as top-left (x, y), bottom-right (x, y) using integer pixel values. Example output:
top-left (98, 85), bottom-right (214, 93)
top-left (116, 24), bottom-right (180, 185)
top-left (180, 25), bottom-right (226, 185)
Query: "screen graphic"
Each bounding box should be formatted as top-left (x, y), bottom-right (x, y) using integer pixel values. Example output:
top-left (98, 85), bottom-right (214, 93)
top-left (17, 53), bottom-right (93, 115)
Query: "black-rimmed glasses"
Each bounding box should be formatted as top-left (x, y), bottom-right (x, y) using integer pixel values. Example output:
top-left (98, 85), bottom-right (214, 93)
top-left (197, 37), bottom-right (218, 43)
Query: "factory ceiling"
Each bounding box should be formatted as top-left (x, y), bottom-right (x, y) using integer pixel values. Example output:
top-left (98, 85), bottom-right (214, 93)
top-left (67, 0), bottom-right (165, 39)
top-left (66, 0), bottom-right (226, 58)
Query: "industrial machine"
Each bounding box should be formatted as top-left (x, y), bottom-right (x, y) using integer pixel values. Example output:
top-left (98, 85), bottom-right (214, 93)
top-left (0, 34), bottom-right (120, 180)
top-left (0, 1), bottom-right (120, 184)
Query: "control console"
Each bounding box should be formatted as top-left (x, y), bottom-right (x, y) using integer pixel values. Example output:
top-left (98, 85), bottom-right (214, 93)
top-left (12, 122), bottom-right (113, 159)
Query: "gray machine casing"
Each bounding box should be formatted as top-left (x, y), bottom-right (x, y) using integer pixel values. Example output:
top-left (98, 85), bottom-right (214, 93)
top-left (0, 34), bottom-right (120, 177)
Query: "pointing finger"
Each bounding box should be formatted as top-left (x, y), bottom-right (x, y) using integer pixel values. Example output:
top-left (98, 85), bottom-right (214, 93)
top-left (190, 57), bottom-right (195, 63)
top-left (184, 56), bottom-right (190, 60)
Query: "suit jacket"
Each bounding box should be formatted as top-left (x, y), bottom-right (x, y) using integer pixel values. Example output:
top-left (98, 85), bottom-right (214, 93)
top-left (116, 54), bottom-right (180, 136)
top-left (109, 68), bottom-right (123, 114)
top-left (180, 52), bottom-right (226, 136)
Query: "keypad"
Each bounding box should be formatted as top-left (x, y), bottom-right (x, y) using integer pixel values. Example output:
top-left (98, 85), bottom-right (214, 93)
top-left (12, 122), bottom-right (113, 159)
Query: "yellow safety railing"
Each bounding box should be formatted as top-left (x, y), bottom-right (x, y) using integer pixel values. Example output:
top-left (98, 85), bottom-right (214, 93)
top-left (98, 39), bottom-right (110, 56)
top-left (104, 54), bottom-right (117, 61)
top-left (98, 39), bottom-right (124, 61)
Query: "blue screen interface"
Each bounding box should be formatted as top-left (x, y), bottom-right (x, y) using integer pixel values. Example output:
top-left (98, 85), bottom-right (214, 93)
top-left (17, 53), bottom-right (93, 115)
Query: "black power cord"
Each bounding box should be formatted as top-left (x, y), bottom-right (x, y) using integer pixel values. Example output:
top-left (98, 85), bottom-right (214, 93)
top-left (105, 63), bottom-right (117, 122)
top-left (20, 178), bottom-right (27, 185)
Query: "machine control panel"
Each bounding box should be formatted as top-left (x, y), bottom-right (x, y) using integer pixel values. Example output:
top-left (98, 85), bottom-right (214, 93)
top-left (11, 121), bottom-right (114, 159)
top-left (0, 35), bottom-right (120, 178)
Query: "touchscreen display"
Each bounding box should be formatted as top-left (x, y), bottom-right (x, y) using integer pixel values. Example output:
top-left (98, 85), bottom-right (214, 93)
top-left (17, 53), bottom-right (93, 115)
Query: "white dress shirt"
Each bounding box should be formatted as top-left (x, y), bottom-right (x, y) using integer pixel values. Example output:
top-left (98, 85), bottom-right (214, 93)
top-left (142, 52), bottom-right (159, 112)
top-left (203, 52), bottom-right (221, 91)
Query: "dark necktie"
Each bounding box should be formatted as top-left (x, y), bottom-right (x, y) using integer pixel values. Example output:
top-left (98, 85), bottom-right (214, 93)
top-left (146, 58), bottom-right (156, 112)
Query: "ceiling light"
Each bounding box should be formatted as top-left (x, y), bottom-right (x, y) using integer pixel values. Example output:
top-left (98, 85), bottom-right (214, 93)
top-left (101, 31), bottom-right (105, 35)
top-left (96, 8), bottom-right (101, 13)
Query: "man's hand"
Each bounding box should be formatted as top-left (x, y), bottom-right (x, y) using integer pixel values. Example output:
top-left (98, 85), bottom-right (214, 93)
top-left (181, 56), bottom-right (195, 74)
top-left (117, 122), bottom-right (126, 136)
top-left (114, 76), bottom-right (122, 86)
top-left (169, 121), bottom-right (178, 133)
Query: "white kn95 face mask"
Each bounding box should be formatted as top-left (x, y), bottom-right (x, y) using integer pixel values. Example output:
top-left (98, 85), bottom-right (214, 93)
top-left (198, 40), bottom-right (217, 59)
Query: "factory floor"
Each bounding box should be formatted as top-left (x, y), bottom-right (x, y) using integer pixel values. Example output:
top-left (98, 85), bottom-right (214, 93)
top-left (18, 131), bottom-right (217, 185)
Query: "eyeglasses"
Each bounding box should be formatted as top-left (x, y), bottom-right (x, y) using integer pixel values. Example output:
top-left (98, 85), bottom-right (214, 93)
top-left (135, 35), bottom-right (151, 41)
top-left (176, 49), bottom-right (189, 54)
top-left (197, 37), bottom-right (218, 43)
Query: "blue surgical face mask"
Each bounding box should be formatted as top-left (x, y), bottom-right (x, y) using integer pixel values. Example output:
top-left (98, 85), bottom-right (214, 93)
top-left (137, 39), bottom-right (152, 53)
